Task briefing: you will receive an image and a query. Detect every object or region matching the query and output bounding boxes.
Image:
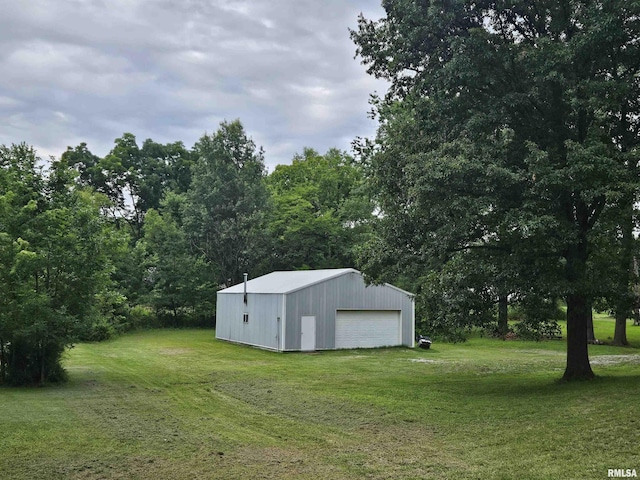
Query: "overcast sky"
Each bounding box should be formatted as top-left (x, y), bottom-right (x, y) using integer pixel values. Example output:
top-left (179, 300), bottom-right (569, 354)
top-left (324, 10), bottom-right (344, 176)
top-left (0, 0), bottom-right (387, 170)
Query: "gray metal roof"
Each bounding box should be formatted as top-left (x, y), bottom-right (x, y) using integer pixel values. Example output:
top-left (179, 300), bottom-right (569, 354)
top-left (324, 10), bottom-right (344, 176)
top-left (218, 268), bottom-right (358, 294)
top-left (218, 268), bottom-right (414, 296)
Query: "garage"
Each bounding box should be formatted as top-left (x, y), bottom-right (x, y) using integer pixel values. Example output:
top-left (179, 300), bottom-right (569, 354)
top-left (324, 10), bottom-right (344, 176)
top-left (216, 268), bottom-right (414, 351)
top-left (335, 310), bottom-right (402, 349)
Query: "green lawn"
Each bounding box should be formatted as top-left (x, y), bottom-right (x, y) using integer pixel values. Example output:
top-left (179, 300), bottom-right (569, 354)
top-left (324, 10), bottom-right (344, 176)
top-left (1, 317), bottom-right (639, 479)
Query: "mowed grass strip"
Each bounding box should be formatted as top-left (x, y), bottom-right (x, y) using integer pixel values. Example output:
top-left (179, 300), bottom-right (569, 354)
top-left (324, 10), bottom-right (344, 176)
top-left (1, 318), bottom-right (639, 479)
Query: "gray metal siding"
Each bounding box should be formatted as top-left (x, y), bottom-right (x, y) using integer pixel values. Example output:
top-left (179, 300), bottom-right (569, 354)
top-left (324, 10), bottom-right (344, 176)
top-left (216, 292), bottom-right (283, 350)
top-left (285, 271), bottom-right (414, 350)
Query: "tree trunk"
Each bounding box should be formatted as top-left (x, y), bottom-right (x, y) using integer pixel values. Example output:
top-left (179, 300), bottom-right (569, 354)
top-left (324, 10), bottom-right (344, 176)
top-left (586, 308), bottom-right (596, 344)
top-left (0, 338), bottom-right (5, 384)
top-left (563, 232), bottom-right (595, 381)
top-left (40, 341), bottom-right (46, 385)
top-left (613, 312), bottom-right (629, 346)
top-left (613, 198), bottom-right (634, 345)
top-left (633, 258), bottom-right (640, 326)
top-left (563, 294), bottom-right (595, 380)
top-left (498, 293), bottom-right (508, 338)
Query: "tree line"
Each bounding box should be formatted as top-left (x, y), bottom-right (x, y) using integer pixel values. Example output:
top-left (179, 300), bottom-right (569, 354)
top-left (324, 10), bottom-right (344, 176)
top-left (0, 121), bottom-right (374, 385)
top-left (2, 0), bottom-right (639, 385)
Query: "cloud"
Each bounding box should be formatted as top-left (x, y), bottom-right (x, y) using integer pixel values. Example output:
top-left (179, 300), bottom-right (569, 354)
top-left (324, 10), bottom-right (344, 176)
top-left (0, 0), bottom-right (388, 168)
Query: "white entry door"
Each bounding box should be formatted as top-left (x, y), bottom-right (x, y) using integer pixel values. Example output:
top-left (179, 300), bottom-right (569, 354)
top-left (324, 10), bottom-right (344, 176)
top-left (300, 315), bottom-right (316, 351)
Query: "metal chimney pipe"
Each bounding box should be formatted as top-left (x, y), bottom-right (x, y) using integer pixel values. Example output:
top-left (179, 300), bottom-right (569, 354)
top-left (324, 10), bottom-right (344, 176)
top-left (243, 273), bottom-right (248, 305)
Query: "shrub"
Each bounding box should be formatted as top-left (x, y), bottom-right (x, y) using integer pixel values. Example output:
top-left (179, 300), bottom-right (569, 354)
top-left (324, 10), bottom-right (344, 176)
top-left (513, 320), bottom-right (562, 341)
top-left (483, 322), bottom-right (515, 339)
top-left (126, 305), bottom-right (158, 330)
top-left (4, 337), bottom-right (67, 385)
top-left (84, 319), bottom-right (117, 342)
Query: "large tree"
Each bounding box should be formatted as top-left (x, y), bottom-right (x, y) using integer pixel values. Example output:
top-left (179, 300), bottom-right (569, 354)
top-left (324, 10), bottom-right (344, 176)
top-left (352, 0), bottom-right (640, 380)
top-left (141, 201), bottom-right (216, 326)
top-left (0, 144), bottom-right (122, 384)
top-left (62, 136), bottom-right (193, 239)
top-left (183, 120), bottom-right (269, 287)
top-left (266, 148), bottom-right (373, 270)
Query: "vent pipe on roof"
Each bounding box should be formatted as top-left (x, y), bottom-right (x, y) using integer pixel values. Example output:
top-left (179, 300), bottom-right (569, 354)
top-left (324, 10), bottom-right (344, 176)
top-left (243, 273), bottom-right (248, 305)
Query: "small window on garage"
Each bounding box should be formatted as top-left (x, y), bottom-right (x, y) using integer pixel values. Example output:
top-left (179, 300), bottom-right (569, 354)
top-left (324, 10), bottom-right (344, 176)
top-left (243, 313), bottom-right (249, 323)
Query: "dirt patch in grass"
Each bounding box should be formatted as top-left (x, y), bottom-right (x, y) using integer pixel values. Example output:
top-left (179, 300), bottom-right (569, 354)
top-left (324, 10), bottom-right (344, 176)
top-left (332, 423), bottom-right (466, 479)
top-left (214, 379), bottom-right (374, 430)
top-left (590, 354), bottom-right (640, 365)
top-left (158, 348), bottom-right (192, 356)
top-left (513, 349), bottom-right (565, 356)
top-left (221, 445), bottom-right (346, 479)
top-left (54, 454), bottom-right (216, 480)
top-left (210, 379), bottom-right (469, 478)
top-left (213, 424), bottom-right (461, 480)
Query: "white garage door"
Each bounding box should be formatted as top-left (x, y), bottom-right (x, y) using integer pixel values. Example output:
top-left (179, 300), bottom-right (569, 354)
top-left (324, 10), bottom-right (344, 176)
top-left (335, 310), bottom-right (402, 349)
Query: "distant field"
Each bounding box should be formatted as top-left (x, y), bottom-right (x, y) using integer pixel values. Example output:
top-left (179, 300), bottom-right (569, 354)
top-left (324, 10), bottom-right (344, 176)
top-left (1, 317), bottom-right (639, 479)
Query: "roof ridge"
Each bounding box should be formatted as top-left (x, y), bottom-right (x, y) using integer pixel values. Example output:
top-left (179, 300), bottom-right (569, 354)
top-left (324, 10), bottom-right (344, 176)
top-left (218, 268), bottom-right (359, 294)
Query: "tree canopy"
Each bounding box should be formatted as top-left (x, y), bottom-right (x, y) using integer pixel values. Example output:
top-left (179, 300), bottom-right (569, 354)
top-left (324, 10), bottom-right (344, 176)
top-left (0, 144), bottom-right (124, 384)
top-left (352, 0), bottom-right (640, 380)
top-left (267, 148), bottom-right (373, 270)
top-left (183, 120), bottom-right (269, 287)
